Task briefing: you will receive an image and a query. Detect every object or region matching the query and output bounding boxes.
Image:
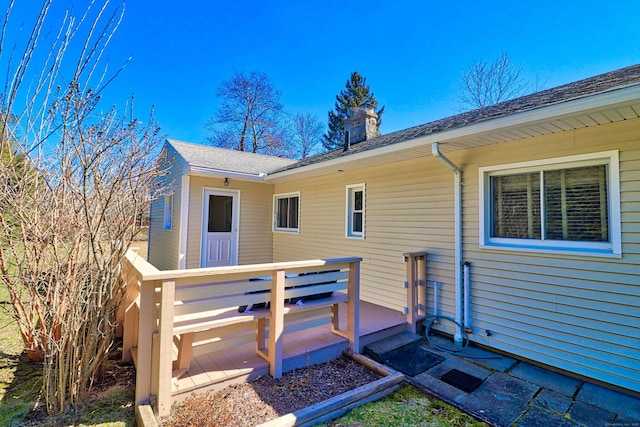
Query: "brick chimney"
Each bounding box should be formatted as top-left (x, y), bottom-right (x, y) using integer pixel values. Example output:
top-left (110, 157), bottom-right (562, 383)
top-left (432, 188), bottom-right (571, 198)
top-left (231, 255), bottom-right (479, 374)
top-left (344, 104), bottom-right (378, 149)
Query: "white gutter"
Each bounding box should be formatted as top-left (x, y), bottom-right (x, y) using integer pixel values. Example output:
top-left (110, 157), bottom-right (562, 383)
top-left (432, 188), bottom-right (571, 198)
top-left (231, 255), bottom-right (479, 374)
top-left (189, 166), bottom-right (268, 181)
top-left (432, 142), bottom-right (464, 347)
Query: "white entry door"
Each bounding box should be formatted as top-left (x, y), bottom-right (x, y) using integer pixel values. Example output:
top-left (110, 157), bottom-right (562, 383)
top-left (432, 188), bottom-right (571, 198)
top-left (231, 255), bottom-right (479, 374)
top-left (201, 189), bottom-right (239, 268)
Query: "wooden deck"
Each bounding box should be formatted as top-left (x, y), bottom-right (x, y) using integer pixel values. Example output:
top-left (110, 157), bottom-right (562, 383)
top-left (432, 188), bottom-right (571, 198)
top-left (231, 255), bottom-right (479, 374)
top-left (171, 300), bottom-right (406, 402)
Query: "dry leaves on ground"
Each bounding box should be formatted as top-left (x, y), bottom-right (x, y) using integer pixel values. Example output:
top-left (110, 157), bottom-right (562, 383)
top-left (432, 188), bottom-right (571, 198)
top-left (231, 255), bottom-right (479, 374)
top-left (161, 356), bottom-right (381, 427)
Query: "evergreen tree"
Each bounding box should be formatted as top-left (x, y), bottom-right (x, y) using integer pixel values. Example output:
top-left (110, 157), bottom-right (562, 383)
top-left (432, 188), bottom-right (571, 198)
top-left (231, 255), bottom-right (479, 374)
top-left (323, 72), bottom-right (385, 151)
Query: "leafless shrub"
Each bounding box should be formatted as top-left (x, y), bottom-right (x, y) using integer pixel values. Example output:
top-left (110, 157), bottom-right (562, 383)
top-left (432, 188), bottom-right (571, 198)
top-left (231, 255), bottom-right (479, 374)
top-left (0, 0), bottom-right (163, 413)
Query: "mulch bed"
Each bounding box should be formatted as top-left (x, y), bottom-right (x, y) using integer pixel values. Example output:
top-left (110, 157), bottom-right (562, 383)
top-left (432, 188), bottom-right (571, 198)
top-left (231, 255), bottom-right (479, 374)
top-left (160, 356), bottom-right (382, 427)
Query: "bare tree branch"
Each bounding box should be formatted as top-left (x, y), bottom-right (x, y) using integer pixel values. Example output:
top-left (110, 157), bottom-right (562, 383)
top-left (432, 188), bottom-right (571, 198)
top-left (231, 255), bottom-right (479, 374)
top-left (206, 70), bottom-right (291, 156)
top-left (0, 0), bottom-right (164, 414)
top-left (291, 113), bottom-right (323, 159)
top-left (458, 52), bottom-right (528, 110)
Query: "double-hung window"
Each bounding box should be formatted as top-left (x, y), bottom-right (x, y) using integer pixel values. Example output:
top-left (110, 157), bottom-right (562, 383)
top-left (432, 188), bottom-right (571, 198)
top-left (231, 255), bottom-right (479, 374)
top-left (346, 184), bottom-right (365, 238)
top-left (479, 151), bottom-right (621, 255)
top-left (274, 192), bottom-right (300, 232)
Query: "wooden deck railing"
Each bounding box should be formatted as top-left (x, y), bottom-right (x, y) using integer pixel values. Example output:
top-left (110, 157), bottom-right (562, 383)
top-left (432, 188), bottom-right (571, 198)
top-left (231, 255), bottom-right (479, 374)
top-left (120, 249), bottom-right (361, 417)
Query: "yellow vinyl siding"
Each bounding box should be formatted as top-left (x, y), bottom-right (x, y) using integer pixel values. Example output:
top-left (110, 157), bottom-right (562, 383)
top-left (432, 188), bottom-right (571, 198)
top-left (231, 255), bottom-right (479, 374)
top-left (463, 119), bottom-right (640, 392)
top-left (274, 156), bottom-right (457, 314)
top-left (150, 117), bottom-right (639, 392)
top-left (185, 176), bottom-right (273, 268)
top-left (273, 118), bottom-right (640, 393)
top-left (148, 146), bottom-right (183, 270)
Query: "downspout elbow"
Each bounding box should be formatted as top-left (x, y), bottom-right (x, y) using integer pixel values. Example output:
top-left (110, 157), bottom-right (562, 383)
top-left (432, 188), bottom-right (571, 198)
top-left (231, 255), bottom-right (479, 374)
top-left (432, 142), bottom-right (460, 174)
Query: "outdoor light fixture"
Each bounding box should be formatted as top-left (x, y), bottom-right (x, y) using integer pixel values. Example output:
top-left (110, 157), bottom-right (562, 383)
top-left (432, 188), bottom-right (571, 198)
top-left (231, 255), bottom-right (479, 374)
top-left (224, 177), bottom-right (229, 187)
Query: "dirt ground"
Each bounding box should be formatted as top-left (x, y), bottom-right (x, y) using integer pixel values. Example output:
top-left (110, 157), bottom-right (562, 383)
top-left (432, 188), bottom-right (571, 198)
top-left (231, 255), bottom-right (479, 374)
top-left (160, 356), bottom-right (382, 427)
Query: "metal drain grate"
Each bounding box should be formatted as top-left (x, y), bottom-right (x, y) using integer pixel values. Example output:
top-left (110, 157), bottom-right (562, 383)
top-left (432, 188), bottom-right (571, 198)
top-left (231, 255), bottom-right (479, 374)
top-left (383, 347), bottom-right (445, 376)
top-left (440, 369), bottom-right (483, 392)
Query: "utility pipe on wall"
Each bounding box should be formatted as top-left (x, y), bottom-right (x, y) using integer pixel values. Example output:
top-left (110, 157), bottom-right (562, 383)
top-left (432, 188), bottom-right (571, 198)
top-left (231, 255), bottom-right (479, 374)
top-left (433, 282), bottom-right (439, 319)
top-left (463, 261), bottom-right (471, 331)
top-left (431, 142), bottom-right (464, 347)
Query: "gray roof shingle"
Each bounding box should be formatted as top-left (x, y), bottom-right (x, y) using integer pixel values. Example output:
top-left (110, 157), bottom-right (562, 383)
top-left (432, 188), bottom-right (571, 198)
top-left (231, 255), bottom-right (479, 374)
top-left (168, 139), bottom-right (297, 176)
top-left (168, 64), bottom-right (640, 178)
top-left (272, 63), bottom-right (640, 174)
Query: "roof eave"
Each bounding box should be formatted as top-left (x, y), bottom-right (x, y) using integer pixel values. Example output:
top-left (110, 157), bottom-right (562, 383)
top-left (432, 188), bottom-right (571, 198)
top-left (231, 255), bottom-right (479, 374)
top-left (188, 166), bottom-right (268, 181)
top-left (266, 84), bottom-right (640, 182)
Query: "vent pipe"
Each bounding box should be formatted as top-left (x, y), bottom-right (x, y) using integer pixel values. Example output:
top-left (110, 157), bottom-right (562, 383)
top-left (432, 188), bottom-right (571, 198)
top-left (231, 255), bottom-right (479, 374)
top-left (343, 131), bottom-right (351, 152)
top-left (431, 142), bottom-right (464, 347)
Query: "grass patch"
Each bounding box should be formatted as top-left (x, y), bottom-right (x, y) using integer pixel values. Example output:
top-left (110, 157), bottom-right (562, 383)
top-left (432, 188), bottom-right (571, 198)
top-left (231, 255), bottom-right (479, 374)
top-left (20, 385), bottom-right (135, 427)
top-left (323, 383), bottom-right (486, 427)
top-left (0, 283), bottom-right (41, 426)
top-left (0, 283), bottom-right (136, 426)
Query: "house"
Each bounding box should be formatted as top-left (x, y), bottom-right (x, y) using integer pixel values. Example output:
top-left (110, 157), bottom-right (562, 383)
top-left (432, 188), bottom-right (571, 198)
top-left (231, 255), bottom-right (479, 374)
top-left (149, 64), bottom-right (640, 395)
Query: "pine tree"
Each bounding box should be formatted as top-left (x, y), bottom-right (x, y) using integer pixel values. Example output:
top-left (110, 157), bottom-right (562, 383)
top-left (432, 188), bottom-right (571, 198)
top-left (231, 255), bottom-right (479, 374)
top-left (323, 72), bottom-right (385, 151)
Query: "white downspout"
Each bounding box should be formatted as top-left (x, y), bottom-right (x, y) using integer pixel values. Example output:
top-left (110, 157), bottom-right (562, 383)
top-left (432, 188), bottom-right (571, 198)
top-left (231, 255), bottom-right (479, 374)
top-left (431, 142), bottom-right (464, 347)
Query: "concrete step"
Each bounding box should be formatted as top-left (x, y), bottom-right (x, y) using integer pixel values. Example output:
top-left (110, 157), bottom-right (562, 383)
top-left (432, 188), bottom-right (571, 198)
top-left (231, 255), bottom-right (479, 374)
top-left (363, 331), bottom-right (423, 362)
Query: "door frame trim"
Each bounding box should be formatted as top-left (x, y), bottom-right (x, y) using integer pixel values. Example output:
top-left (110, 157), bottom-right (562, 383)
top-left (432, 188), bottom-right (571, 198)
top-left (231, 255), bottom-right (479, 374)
top-left (200, 187), bottom-right (241, 268)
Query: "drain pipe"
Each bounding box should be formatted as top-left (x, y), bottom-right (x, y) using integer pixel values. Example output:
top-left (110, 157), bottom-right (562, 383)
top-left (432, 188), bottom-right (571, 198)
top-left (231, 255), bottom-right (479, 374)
top-left (431, 142), bottom-right (464, 347)
top-left (463, 261), bottom-right (471, 331)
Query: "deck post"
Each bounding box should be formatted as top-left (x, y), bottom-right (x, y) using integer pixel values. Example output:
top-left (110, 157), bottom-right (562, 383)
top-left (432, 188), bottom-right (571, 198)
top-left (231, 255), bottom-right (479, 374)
top-left (176, 332), bottom-right (194, 372)
top-left (403, 251), bottom-right (427, 334)
top-left (135, 277), bottom-right (155, 407)
top-left (155, 279), bottom-right (175, 417)
top-left (269, 269), bottom-right (286, 378)
top-left (121, 261), bottom-right (138, 363)
top-left (348, 260), bottom-right (360, 353)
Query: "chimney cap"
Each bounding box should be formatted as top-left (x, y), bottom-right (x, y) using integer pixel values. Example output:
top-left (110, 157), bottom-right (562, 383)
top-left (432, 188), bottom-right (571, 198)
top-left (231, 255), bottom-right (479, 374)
top-left (349, 103), bottom-right (375, 117)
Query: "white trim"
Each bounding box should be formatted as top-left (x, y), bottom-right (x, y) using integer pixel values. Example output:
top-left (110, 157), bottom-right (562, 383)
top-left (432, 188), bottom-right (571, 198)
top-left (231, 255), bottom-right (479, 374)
top-left (345, 183), bottom-right (365, 239)
top-left (189, 166), bottom-right (267, 181)
top-left (200, 188), bottom-right (241, 267)
top-left (479, 150), bottom-right (621, 256)
top-left (273, 191), bottom-right (301, 233)
top-left (178, 175), bottom-right (190, 269)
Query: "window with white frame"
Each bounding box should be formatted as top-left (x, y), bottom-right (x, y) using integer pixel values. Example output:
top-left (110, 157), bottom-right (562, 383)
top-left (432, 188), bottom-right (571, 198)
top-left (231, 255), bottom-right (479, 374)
top-left (163, 193), bottom-right (173, 230)
top-left (479, 151), bottom-right (621, 255)
top-left (274, 192), bottom-right (300, 232)
top-left (346, 184), bottom-right (365, 238)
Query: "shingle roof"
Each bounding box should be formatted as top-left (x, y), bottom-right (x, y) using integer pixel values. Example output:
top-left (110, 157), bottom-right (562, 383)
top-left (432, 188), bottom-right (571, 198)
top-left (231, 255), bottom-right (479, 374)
top-left (168, 139), bottom-right (297, 176)
top-left (273, 63), bottom-right (640, 174)
top-left (167, 64), bottom-right (640, 178)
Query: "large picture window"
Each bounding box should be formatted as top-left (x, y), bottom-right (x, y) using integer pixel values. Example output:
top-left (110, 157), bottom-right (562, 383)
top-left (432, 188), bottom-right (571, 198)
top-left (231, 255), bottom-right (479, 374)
top-left (346, 184), bottom-right (365, 238)
top-left (480, 151), bottom-right (621, 255)
top-left (274, 193), bottom-right (300, 232)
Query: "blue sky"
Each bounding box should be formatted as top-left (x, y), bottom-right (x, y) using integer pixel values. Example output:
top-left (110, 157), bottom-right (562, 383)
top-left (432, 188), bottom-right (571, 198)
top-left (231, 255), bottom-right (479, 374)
top-left (10, 1), bottom-right (640, 147)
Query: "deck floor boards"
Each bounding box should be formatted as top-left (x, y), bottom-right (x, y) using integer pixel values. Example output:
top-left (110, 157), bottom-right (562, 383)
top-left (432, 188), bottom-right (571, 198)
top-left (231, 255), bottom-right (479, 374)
top-left (171, 301), bottom-right (405, 400)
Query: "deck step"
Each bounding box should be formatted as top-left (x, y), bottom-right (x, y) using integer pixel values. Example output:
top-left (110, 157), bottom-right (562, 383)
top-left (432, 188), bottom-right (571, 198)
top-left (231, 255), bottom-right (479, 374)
top-left (363, 331), bottom-right (423, 362)
top-left (363, 331), bottom-right (446, 376)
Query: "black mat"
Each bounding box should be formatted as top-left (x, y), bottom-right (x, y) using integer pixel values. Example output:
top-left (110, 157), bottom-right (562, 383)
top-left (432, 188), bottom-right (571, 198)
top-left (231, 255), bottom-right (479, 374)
top-left (383, 346), bottom-right (445, 376)
top-left (440, 368), bottom-right (483, 392)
